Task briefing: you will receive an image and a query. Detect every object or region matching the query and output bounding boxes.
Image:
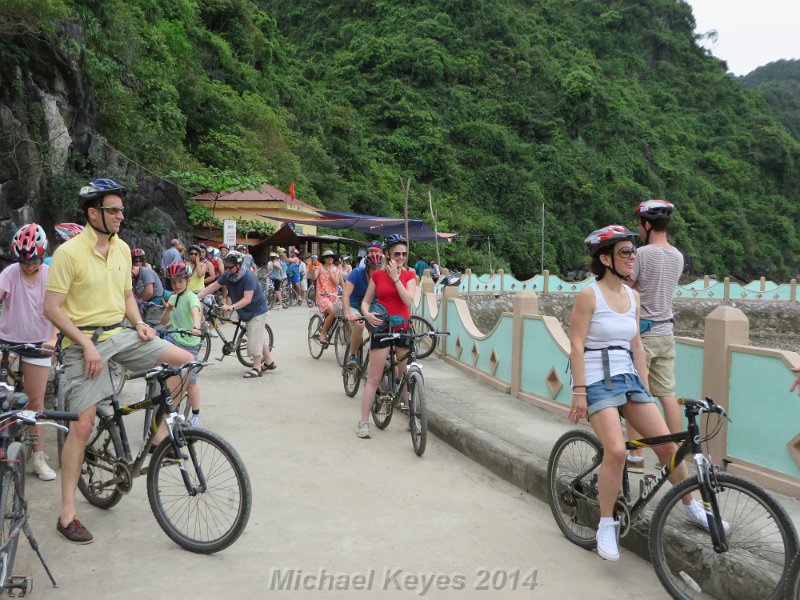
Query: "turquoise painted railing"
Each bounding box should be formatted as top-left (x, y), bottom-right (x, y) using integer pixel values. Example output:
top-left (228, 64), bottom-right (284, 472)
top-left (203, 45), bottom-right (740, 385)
top-left (452, 271), bottom-right (797, 302)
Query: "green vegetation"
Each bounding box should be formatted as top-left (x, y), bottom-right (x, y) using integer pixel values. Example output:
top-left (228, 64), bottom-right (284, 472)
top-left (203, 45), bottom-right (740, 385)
top-left (742, 59), bottom-right (800, 141)
top-left (3, 0), bottom-right (800, 278)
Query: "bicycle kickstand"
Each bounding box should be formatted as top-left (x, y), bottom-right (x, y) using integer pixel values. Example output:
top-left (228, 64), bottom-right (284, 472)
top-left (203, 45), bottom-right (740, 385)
top-left (22, 521), bottom-right (57, 589)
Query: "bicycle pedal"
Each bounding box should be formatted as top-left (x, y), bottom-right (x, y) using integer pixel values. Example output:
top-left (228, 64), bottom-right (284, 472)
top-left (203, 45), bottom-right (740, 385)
top-left (7, 575), bottom-right (31, 597)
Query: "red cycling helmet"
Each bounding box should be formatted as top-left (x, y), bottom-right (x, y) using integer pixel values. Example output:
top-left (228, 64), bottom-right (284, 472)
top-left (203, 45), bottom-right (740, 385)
top-left (54, 222), bottom-right (84, 242)
top-left (365, 251), bottom-right (384, 269)
top-left (166, 261), bottom-right (190, 280)
top-left (131, 248), bottom-right (146, 259)
top-left (584, 225), bottom-right (637, 256)
top-left (11, 223), bottom-right (48, 263)
top-left (635, 199), bottom-right (674, 221)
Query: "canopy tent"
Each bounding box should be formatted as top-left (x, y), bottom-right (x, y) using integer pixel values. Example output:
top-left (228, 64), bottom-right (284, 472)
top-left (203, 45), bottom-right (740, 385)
top-left (260, 210), bottom-right (456, 243)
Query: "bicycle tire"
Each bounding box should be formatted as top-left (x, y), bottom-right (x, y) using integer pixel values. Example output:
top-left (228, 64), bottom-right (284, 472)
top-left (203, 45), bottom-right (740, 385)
top-left (307, 284), bottom-right (316, 307)
top-left (342, 344), bottom-right (365, 398)
top-left (78, 406), bottom-right (125, 509)
top-left (408, 370), bottom-right (427, 456)
top-left (54, 378), bottom-right (68, 464)
top-left (410, 316), bottom-right (436, 360)
top-left (334, 322), bottom-right (349, 367)
top-left (786, 551), bottom-right (800, 600)
top-left (650, 472), bottom-right (799, 600)
top-left (236, 322), bottom-right (275, 368)
top-left (371, 370), bottom-right (393, 429)
top-left (307, 314), bottom-right (325, 359)
top-left (198, 330), bottom-right (212, 362)
top-left (547, 429), bottom-right (603, 549)
top-left (147, 426), bottom-right (252, 554)
top-left (0, 443), bottom-right (25, 588)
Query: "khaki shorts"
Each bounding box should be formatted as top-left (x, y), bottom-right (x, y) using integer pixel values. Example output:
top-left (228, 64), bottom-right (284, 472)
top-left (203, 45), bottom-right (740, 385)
top-left (63, 328), bottom-right (171, 414)
top-left (642, 335), bottom-right (676, 397)
top-left (245, 312), bottom-right (268, 358)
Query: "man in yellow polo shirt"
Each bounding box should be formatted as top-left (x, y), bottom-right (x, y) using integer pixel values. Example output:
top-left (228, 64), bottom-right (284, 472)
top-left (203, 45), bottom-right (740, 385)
top-left (44, 178), bottom-right (191, 545)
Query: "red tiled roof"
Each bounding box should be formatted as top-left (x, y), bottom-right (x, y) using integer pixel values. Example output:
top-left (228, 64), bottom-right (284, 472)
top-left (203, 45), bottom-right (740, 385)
top-left (192, 184), bottom-right (318, 211)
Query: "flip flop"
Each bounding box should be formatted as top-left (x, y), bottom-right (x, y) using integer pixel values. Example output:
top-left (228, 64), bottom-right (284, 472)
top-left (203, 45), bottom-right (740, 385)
top-left (261, 362), bottom-right (277, 372)
top-left (243, 367), bottom-right (262, 379)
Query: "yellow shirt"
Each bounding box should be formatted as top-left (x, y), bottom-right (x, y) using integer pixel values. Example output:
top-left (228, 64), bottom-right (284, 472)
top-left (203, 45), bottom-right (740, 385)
top-left (186, 263), bottom-right (205, 293)
top-left (46, 226), bottom-right (132, 343)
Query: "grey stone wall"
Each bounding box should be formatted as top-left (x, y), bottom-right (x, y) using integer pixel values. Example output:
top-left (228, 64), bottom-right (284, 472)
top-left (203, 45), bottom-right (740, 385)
top-left (461, 292), bottom-right (800, 351)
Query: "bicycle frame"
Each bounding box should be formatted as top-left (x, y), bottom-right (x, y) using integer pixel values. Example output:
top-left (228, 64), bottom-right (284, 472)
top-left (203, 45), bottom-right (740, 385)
top-left (205, 309), bottom-right (246, 359)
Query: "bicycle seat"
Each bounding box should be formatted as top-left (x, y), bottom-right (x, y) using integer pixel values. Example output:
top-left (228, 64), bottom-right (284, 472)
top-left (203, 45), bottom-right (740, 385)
top-left (0, 391), bottom-right (29, 412)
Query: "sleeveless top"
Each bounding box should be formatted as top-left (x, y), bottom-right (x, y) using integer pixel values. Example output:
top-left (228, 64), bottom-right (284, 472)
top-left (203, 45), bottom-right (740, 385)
top-left (584, 283), bottom-right (637, 385)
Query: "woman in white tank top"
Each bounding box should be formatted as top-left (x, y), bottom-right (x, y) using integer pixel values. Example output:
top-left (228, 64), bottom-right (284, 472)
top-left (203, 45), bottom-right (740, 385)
top-left (567, 225), bottom-right (711, 562)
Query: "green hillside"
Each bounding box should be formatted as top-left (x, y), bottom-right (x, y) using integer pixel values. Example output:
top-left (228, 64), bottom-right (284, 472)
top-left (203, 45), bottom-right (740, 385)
top-left (742, 59), bottom-right (800, 142)
top-left (3, 0), bottom-right (800, 278)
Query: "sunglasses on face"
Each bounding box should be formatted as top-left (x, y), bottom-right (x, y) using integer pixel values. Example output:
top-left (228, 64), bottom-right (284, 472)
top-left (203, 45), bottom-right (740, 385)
top-left (616, 247), bottom-right (636, 258)
top-left (225, 264), bottom-right (238, 270)
top-left (96, 206), bottom-right (125, 216)
top-left (189, 252), bottom-right (198, 256)
top-left (392, 252), bottom-right (408, 257)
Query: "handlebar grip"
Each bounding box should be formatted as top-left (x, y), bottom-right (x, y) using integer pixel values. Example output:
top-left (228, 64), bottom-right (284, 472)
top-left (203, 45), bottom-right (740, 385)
top-left (41, 410), bottom-right (79, 421)
top-left (126, 370), bottom-right (148, 380)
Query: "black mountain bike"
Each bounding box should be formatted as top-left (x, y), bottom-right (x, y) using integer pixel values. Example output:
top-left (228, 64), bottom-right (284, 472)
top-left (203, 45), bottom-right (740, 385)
top-left (0, 343), bottom-right (78, 593)
top-left (369, 328), bottom-right (449, 456)
top-left (548, 397), bottom-right (798, 600)
top-left (787, 553), bottom-right (800, 599)
top-left (63, 360), bottom-right (252, 553)
top-left (200, 297), bottom-right (274, 367)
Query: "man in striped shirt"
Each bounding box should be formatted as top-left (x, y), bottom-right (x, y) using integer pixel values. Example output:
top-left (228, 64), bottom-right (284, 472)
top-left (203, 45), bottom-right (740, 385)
top-left (627, 200), bottom-right (684, 472)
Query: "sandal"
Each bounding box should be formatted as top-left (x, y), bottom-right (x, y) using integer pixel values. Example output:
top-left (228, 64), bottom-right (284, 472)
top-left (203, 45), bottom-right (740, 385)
top-left (243, 367), bottom-right (262, 379)
top-left (261, 362), bottom-right (277, 372)
top-left (318, 333), bottom-right (329, 346)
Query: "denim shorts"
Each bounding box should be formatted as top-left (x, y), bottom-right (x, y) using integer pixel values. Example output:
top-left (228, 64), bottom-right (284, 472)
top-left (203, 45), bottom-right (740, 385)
top-left (586, 373), bottom-right (655, 417)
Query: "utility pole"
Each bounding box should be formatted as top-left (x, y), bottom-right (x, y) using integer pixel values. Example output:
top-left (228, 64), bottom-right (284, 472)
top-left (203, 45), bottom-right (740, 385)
top-left (402, 178), bottom-right (411, 244)
top-left (487, 235), bottom-right (493, 273)
top-left (540, 203), bottom-right (545, 273)
top-left (428, 190), bottom-right (441, 267)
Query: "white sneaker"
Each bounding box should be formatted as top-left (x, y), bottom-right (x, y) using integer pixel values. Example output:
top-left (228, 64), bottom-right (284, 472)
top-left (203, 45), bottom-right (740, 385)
top-left (685, 499), bottom-right (731, 534)
top-left (596, 520), bottom-right (620, 561)
top-left (190, 414), bottom-right (201, 428)
top-left (32, 451), bottom-right (57, 481)
top-left (207, 328), bottom-right (219, 338)
top-left (356, 420), bottom-right (371, 439)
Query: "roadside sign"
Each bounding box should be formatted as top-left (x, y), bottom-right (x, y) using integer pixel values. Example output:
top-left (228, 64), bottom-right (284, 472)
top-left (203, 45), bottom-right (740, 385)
top-left (223, 220), bottom-right (237, 247)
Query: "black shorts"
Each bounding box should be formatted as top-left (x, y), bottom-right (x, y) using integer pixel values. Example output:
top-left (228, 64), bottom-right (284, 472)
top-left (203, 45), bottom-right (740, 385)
top-left (370, 330), bottom-right (413, 351)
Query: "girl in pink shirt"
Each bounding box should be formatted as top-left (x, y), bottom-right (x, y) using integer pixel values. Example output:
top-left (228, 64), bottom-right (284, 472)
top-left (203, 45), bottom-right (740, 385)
top-left (0, 224), bottom-right (58, 481)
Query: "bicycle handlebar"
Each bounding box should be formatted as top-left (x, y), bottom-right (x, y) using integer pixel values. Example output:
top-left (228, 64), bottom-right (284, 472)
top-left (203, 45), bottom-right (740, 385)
top-left (678, 397), bottom-right (731, 422)
top-left (2, 409), bottom-right (79, 433)
top-left (126, 360), bottom-right (212, 382)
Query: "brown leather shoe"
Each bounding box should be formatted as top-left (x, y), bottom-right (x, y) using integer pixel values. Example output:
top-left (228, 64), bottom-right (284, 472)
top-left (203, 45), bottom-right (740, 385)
top-left (56, 517), bottom-right (93, 544)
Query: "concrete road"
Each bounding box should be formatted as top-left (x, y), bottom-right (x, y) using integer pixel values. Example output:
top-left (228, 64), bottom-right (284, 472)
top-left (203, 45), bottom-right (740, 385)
top-left (19, 307), bottom-right (667, 599)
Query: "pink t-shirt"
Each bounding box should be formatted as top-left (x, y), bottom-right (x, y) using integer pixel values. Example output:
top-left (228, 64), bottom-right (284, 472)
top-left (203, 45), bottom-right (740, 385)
top-left (0, 263), bottom-right (53, 343)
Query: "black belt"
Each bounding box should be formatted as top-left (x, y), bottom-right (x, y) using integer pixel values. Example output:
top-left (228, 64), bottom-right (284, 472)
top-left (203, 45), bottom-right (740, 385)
top-left (78, 322), bottom-right (125, 345)
top-left (584, 345), bottom-right (633, 391)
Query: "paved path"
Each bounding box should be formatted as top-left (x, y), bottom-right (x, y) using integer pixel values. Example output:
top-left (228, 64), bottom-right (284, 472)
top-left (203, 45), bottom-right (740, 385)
top-left (18, 307), bottom-right (669, 599)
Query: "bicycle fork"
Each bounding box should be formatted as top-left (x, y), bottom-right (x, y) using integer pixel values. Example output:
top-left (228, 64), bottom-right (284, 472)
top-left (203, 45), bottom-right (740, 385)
top-left (165, 416), bottom-right (207, 496)
top-left (692, 453), bottom-right (729, 552)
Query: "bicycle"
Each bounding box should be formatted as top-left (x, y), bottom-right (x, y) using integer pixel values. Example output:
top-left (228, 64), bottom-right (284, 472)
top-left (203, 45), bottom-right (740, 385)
top-left (342, 320), bottom-right (371, 398)
top-left (306, 281), bottom-right (316, 307)
top-left (307, 295), bottom-right (350, 366)
top-left (200, 296), bottom-right (275, 368)
top-left (547, 397), bottom-right (799, 600)
top-left (408, 315), bottom-right (437, 360)
top-left (280, 279), bottom-right (301, 308)
top-left (0, 342), bottom-right (78, 593)
top-left (65, 359), bottom-right (252, 553)
top-left (369, 327), bottom-right (449, 456)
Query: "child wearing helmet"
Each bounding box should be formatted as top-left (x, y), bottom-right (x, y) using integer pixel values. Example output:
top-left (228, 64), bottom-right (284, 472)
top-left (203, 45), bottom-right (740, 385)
top-left (0, 223), bottom-right (58, 481)
top-left (569, 225), bottom-right (717, 563)
top-left (160, 262), bottom-right (204, 426)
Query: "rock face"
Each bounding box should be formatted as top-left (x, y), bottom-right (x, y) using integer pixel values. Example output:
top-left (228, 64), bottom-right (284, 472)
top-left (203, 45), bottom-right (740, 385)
top-left (462, 292), bottom-right (800, 351)
top-left (0, 23), bottom-right (190, 264)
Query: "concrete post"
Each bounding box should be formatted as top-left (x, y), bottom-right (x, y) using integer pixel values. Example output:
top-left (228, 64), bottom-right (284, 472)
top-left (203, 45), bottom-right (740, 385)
top-left (723, 277), bottom-right (731, 301)
top-left (440, 285), bottom-right (461, 358)
top-left (420, 271), bottom-right (434, 297)
top-left (791, 279), bottom-right (797, 303)
top-left (703, 275), bottom-right (710, 288)
top-left (759, 276), bottom-right (766, 292)
top-left (543, 269), bottom-right (550, 293)
top-left (498, 268), bottom-right (505, 292)
top-left (511, 292), bottom-right (539, 397)
top-left (465, 268), bottom-right (472, 293)
top-left (701, 306), bottom-right (749, 463)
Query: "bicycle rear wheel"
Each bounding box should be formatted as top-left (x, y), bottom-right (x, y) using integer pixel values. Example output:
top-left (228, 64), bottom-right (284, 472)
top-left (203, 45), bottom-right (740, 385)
top-left (408, 370), bottom-right (427, 456)
top-left (307, 284), bottom-right (316, 307)
top-left (410, 316), bottom-right (436, 360)
top-left (649, 472), bottom-right (799, 600)
top-left (236, 322), bottom-right (275, 368)
top-left (334, 322), bottom-right (349, 367)
top-left (78, 406), bottom-right (125, 509)
top-left (307, 314), bottom-right (325, 359)
top-left (371, 371), bottom-right (393, 429)
top-left (342, 344), bottom-right (365, 398)
top-left (787, 552), bottom-right (800, 600)
top-left (147, 426), bottom-right (252, 554)
top-left (547, 429), bottom-right (603, 549)
top-left (0, 443), bottom-right (25, 587)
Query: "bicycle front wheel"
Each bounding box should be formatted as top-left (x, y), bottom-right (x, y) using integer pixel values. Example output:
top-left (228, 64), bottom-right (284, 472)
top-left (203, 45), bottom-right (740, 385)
top-left (547, 429), bottom-right (603, 549)
top-left (198, 330), bottom-right (212, 362)
top-left (410, 316), bottom-right (436, 359)
top-left (78, 407), bottom-right (125, 509)
top-left (236, 322), bottom-right (274, 368)
top-left (334, 322), bottom-right (349, 367)
top-left (408, 370), bottom-right (427, 456)
top-left (109, 360), bottom-right (126, 396)
top-left (147, 427), bottom-right (252, 554)
top-left (0, 443), bottom-right (25, 586)
top-left (307, 314), bottom-right (325, 359)
top-left (371, 370), bottom-right (393, 429)
top-left (342, 344), bottom-right (364, 398)
top-left (649, 472), bottom-right (798, 600)
top-left (786, 551), bottom-right (800, 600)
